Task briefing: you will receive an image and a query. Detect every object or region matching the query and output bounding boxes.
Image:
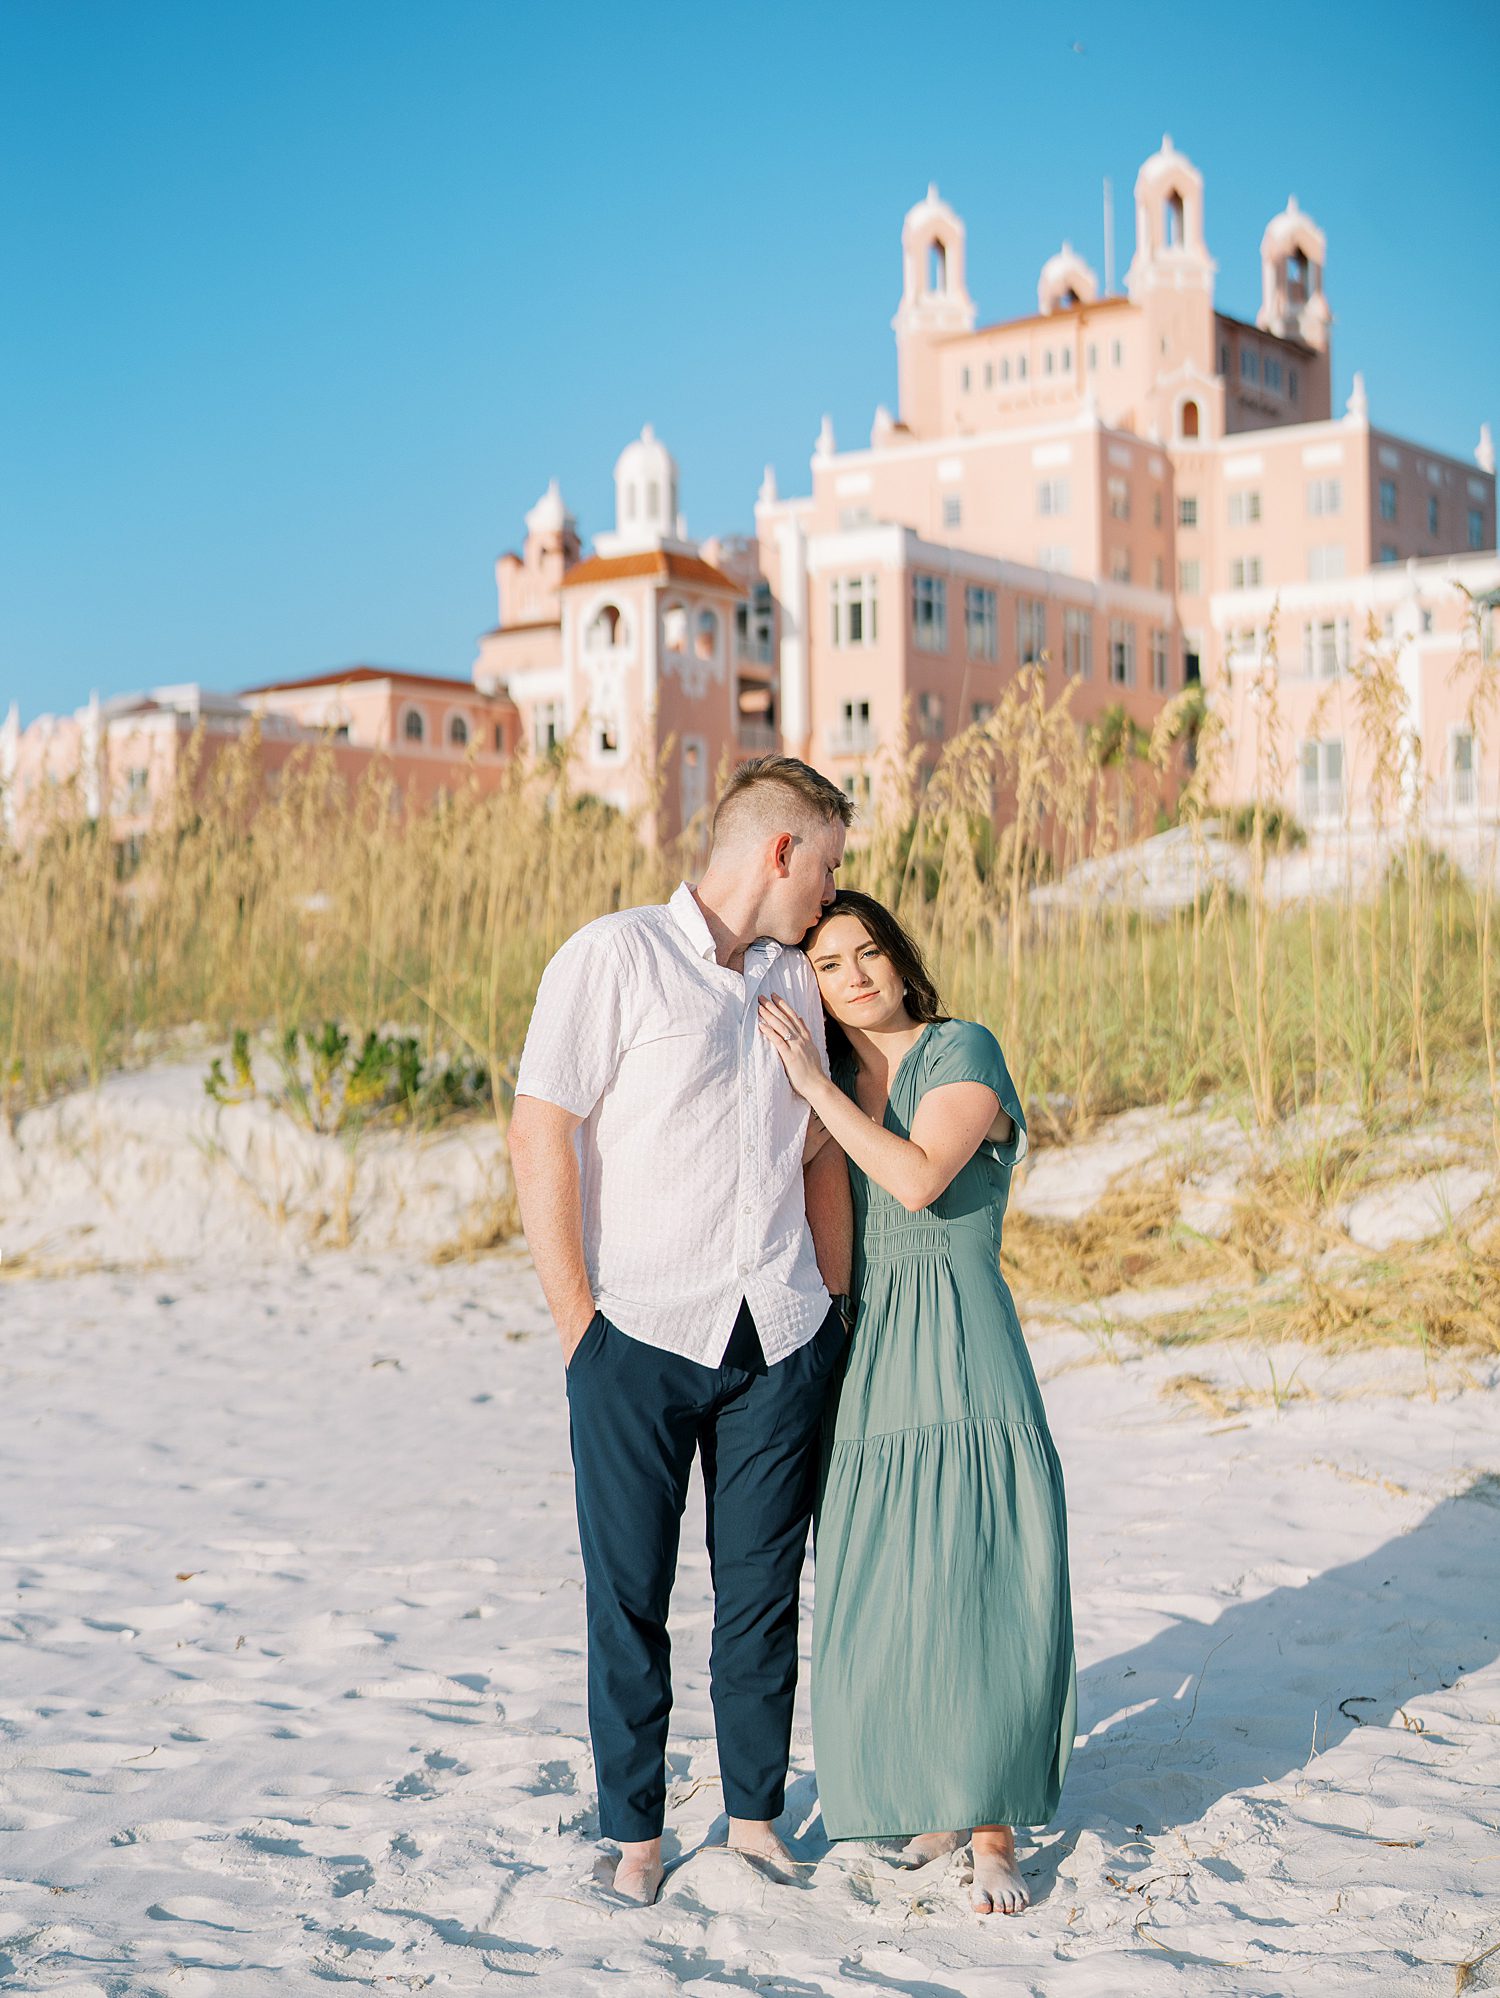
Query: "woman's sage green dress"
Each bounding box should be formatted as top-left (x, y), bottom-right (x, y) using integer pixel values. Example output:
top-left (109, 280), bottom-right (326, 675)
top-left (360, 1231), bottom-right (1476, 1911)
top-left (812, 1018), bottom-right (1076, 1839)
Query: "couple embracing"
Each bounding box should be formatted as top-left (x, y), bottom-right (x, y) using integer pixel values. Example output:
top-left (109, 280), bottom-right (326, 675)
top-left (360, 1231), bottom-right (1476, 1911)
top-left (510, 756), bottom-right (1075, 1914)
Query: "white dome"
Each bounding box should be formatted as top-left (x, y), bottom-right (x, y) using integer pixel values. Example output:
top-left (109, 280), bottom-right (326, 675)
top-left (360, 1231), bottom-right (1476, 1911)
top-left (613, 424), bottom-right (679, 542)
top-left (525, 477), bottom-right (575, 538)
top-left (1038, 241), bottom-right (1099, 312)
top-left (614, 422), bottom-right (678, 487)
top-left (1260, 193), bottom-right (1325, 261)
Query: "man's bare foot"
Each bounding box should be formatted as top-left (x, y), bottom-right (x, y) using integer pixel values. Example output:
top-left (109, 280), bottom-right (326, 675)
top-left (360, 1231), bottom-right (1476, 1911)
top-left (726, 1817), bottom-right (797, 1881)
top-left (892, 1830), bottom-right (966, 1868)
top-left (610, 1837), bottom-right (665, 1905)
top-left (970, 1825), bottom-right (1029, 1916)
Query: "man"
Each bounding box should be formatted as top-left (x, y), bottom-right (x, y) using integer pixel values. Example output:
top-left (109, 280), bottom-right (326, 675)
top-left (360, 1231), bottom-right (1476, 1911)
top-left (509, 755), bottom-right (854, 1906)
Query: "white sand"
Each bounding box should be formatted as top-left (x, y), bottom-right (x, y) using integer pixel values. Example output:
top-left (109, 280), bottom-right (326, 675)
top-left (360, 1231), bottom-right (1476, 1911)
top-left (2, 1071), bottom-right (1498, 1993)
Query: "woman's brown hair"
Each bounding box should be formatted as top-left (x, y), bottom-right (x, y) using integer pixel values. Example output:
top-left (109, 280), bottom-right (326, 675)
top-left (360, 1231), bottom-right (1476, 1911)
top-left (802, 889), bottom-right (947, 1065)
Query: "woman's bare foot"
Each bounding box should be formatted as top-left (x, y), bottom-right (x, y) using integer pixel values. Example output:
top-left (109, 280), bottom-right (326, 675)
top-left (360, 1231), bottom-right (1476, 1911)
top-left (611, 1837), bottom-right (665, 1904)
top-left (970, 1825), bottom-right (1029, 1915)
top-left (726, 1817), bottom-right (797, 1881)
top-left (892, 1830), bottom-right (966, 1868)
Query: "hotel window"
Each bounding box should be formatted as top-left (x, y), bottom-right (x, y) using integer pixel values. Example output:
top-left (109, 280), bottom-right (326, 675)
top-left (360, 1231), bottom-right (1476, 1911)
top-left (1301, 619), bottom-right (1348, 679)
top-left (449, 714), bottom-right (469, 747)
top-left (1110, 549), bottom-right (1132, 583)
top-left (1044, 350), bottom-right (1054, 375)
top-left (971, 700), bottom-right (995, 726)
top-left (965, 585), bottom-right (998, 661)
top-left (1152, 556), bottom-right (1164, 590)
top-left (1379, 543), bottom-right (1398, 564)
top-left (1428, 495), bottom-right (1440, 535)
top-left (1470, 508), bottom-right (1486, 550)
top-left (1307, 545), bottom-right (1346, 581)
top-left (1218, 341), bottom-right (1230, 374)
top-left (1038, 477), bottom-right (1069, 515)
top-left (1452, 728), bottom-right (1476, 808)
top-left (1179, 558), bottom-right (1202, 593)
top-left (1288, 367), bottom-right (1299, 401)
top-left (1038, 545), bottom-right (1071, 572)
top-left (1110, 339), bottom-right (1122, 366)
top-left (961, 366), bottom-right (971, 392)
top-left (841, 770), bottom-right (873, 808)
top-left (1064, 607), bottom-right (1092, 679)
top-left (1229, 557), bottom-right (1262, 588)
top-left (493, 724), bottom-right (505, 753)
top-left (1000, 357), bottom-right (1011, 383)
top-left (983, 361), bottom-right (993, 388)
top-left (403, 708), bottom-right (425, 742)
top-left (1107, 476), bottom-right (1130, 520)
top-left (1108, 619), bottom-right (1136, 687)
top-left (695, 609), bottom-right (719, 660)
top-left (1379, 478), bottom-right (1398, 520)
top-left (1018, 355), bottom-right (1029, 379)
top-left (943, 495), bottom-right (962, 529)
top-left (125, 766), bottom-right (150, 812)
top-left (1240, 349), bottom-right (1259, 383)
top-left (597, 718), bottom-right (620, 756)
top-left (1178, 495), bottom-right (1198, 528)
top-left (1307, 478), bottom-right (1342, 517)
top-left (1062, 348), bottom-right (1073, 372)
top-left (912, 573), bottom-right (948, 651)
top-left (1227, 490), bottom-right (1262, 526)
top-left (534, 701), bottom-right (562, 753)
top-left (1017, 597), bottom-right (1047, 664)
top-left (918, 691), bottom-right (946, 739)
top-left (1150, 629), bottom-right (1169, 693)
top-left (831, 574), bottom-right (878, 647)
top-left (1087, 344), bottom-right (1098, 370)
top-left (1299, 737), bottom-right (1344, 823)
top-left (1264, 357), bottom-right (1283, 392)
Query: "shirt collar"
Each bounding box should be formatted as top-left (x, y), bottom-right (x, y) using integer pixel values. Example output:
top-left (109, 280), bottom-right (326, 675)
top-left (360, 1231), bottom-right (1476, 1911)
top-left (669, 881), bottom-right (781, 967)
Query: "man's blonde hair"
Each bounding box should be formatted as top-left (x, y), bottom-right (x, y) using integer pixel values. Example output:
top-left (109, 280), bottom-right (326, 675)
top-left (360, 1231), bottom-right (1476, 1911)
top-left (710, 755), bottom-right (854, 852)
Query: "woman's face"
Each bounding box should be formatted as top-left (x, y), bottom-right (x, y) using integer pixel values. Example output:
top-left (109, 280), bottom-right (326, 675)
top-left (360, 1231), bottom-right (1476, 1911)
top-left (806, 914), bottom-right (908, 1033)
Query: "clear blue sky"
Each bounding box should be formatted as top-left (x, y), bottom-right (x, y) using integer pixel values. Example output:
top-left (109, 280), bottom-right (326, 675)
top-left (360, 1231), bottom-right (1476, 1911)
top-left (4, 0), bottom-right (1496, 724)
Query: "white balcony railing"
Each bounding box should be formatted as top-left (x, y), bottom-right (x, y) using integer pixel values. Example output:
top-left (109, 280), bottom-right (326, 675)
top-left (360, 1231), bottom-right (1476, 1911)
top-left (825, 721), bottom-right (877, 756)
top-left (736, 719), bottom-right (778, 751)
top-left (736, 633), bottom-right (775, 666)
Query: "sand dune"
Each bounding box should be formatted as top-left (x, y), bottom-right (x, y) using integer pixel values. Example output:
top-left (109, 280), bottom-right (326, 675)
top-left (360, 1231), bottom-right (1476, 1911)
top-left (1, 1069), bottom-right (1497, 1991)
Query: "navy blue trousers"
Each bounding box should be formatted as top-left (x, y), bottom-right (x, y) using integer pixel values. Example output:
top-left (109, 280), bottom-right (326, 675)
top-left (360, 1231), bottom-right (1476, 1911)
top-left (565, 1297), bottom-right (843, 1842)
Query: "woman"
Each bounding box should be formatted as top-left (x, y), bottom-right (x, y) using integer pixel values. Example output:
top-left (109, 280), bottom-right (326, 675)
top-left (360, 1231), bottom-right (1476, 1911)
top-left (757, 889), bottom-right (1075, 1916)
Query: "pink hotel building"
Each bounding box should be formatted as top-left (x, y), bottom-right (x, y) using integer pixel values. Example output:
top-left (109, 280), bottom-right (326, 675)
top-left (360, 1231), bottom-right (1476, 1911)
top-left (6, 137), bottom-right (1495, 853)
top-left (475, 137), bottom-right (1496, 842)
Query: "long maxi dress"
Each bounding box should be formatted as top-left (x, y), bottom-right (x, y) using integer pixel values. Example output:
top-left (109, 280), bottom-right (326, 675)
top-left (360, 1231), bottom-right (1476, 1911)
top-left (812, 1017), bottom-right (1076, 1839)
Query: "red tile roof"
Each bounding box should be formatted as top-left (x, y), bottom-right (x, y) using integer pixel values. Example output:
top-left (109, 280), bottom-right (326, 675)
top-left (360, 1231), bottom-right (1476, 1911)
top-left (560, 550), bottom-right (742, 594)
top-left (239, 665), bottom-right (499, 699)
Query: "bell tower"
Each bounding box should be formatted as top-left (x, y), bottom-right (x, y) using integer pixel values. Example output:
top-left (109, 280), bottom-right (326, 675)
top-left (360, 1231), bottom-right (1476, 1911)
top-left (892, 184), bottom-right (975, 438)
top-left (1257, 196), bottom-right (1331, 353)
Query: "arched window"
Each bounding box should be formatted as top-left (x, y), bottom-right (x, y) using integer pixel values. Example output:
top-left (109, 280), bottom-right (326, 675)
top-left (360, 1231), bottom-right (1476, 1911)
top-left (1181, 399), bottom-right (1200, 440)
top-left (588, 603), bottom-right (623, 649)
top-left (695, 609), bottom-right (719, 661)
top-left (647, 480), bottom-right (660, 519)
top-left (1165, 190), bottom-right (1185, 248)
top-left (1060, 287), bottom-right (1079, 309)
top-left (403, 708), bottom-right (425, 743)
top-left (927, 239), bottom-right (947, 294)
top-left (449, 714), bottom-right (469, 747)
top-left (663, 603), bottom-right (687, 653)
top-left (1286, 250), bottom-right (1308, 305)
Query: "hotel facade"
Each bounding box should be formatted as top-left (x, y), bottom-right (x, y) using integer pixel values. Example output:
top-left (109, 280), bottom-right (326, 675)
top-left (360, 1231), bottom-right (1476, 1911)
top-left (475, 136), bottom-right (1495, 843)
top-left (6, 137), bottom-right (1494, 851)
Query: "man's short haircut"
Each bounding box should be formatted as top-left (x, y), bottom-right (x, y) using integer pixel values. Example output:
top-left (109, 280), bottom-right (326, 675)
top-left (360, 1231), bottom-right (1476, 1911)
top-left (710, 755), bottom-right (854, 851)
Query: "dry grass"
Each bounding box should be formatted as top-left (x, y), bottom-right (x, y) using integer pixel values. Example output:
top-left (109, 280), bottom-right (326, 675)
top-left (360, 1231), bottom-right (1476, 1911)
top-left (2, 606), bottom-right (1497, 1345)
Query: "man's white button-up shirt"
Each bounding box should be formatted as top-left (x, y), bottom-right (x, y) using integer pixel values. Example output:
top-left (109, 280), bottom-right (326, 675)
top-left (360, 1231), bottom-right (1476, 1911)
top-left (515, 882), bottom-right (831, 1365)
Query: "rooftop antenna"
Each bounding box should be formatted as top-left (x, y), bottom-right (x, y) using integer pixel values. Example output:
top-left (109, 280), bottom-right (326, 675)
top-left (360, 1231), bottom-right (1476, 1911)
top-left (1102, 176), bottom-right (1115, 294)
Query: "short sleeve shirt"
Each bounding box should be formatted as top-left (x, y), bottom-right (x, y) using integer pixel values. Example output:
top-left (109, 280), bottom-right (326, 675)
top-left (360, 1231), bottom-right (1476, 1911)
top-left (515, 883), bottom-right (832, 1364)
